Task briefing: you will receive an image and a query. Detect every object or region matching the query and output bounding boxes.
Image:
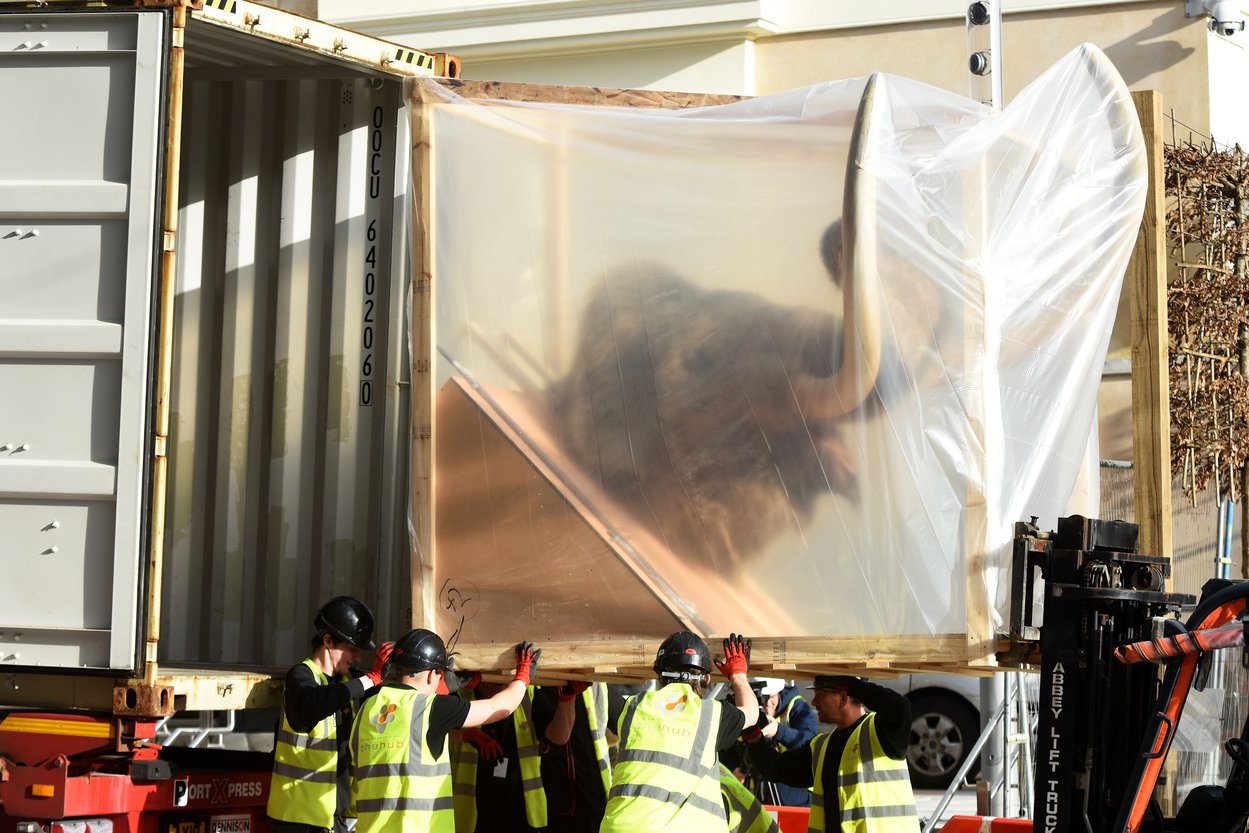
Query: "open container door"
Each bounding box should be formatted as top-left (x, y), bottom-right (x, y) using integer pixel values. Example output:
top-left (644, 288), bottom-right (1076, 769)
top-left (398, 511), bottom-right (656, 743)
top-left (0, 10), bottom-right (165, 672)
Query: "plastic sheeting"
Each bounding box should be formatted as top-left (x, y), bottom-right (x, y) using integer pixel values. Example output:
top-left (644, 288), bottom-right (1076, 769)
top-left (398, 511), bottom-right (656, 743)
top-left (419, 44), bottom-right (1146, 655)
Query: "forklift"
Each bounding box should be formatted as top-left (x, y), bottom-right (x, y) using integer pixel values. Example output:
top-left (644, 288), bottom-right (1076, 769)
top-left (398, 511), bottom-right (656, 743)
top-left (978, 515), bottom-right (1249, 833)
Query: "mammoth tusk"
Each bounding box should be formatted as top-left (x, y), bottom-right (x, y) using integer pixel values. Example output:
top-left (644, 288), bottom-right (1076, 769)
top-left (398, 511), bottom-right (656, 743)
top-left (800, 73), bottom-right (884, 422)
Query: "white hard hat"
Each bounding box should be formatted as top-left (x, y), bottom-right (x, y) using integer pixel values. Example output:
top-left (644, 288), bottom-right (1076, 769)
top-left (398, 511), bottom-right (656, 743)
top-left (752, 677), bottom-right (786, 696)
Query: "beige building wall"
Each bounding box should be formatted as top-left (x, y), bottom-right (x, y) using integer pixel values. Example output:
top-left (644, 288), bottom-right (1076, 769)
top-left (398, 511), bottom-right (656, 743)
top-left (447, 40), bottom-right (754, 95)
top-left (757, 2), bottom-right (1209, 135)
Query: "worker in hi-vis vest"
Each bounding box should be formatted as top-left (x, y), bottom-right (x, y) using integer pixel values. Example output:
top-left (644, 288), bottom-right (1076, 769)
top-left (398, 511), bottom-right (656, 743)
top-left (600, 632), bottom-right (759, 833)
top-left (268, 596), bottom-right (393, 833)
top-left (349, 629), bottom-right (542, 833)
top-left (446, 679), bottom-right (543, 832)
top-left (748, 675), bottom-right (918, 833)
top-left (751, 676), bottom-right (819, 807)
top-left (447, 679), bottom-right (623, 833)
top-left (529, 681), bottom-right (625, 832)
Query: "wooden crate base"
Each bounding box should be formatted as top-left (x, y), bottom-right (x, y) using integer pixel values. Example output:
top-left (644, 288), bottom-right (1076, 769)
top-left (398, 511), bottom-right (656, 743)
top-left (449, 634), bottom-right (1022, 684)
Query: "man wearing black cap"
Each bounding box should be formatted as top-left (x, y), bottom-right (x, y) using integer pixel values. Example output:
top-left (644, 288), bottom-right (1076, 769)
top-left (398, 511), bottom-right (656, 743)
top-left (748, 675), bottom-right (917, 833)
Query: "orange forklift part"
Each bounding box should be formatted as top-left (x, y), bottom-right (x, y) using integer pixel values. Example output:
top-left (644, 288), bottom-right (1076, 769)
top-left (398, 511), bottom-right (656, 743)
top-left (1118, 590), bottom-right (1248, 833)
top-left (1115, 620), bottom-right (1246, 664)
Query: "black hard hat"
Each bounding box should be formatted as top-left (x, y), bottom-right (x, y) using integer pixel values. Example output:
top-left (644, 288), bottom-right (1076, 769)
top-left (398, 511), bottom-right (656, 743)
top-left (654, 631), bottom-right (711, 679)
top-left (391, 628), bottom-right (453, 674)
top-left (314, 596), bottom-right (376, 651)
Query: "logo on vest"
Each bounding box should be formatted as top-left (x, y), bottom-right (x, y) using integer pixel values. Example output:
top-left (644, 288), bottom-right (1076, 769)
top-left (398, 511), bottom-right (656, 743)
top-left (662, 693), bottom-right (689, 713)
top-left (370, 702), bottom-right (399, 734)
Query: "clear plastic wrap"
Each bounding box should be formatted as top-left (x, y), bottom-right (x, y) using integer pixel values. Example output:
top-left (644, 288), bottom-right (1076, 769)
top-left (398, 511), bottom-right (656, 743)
top-left (417, 44), bottom-right (1146, 662)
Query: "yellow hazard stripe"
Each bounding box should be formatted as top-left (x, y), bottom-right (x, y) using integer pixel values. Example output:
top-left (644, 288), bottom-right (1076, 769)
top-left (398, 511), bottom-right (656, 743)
top-left (1, 717), bottom-right (113, 739)
top-left (204, 0), bottom-right (239, 13)
top-left (394, 48), bottom-right (434, 70)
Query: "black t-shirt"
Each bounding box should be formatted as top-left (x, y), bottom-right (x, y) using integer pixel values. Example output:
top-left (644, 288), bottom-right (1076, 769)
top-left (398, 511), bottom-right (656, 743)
top-left (748, 679), bottom-right (911, 829)
top-left (427, 690), bottom-right (472, 759)
top-left (472, 712), bottom-right (542, 832)
top-left (717, 699), bottom-right (749, 750)
top-left (279, 661), bottom-right (371, 820)
top-left (530, 685), bottom-right (628, 819)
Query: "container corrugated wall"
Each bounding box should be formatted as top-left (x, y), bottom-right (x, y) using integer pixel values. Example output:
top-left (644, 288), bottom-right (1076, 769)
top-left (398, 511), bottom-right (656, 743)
top-left (162, 67), bottom-right (412, 668)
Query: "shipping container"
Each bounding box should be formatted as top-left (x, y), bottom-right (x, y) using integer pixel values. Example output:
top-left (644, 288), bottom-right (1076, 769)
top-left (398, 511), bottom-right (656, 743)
top-left (0, 0), bottom-right (454, 712)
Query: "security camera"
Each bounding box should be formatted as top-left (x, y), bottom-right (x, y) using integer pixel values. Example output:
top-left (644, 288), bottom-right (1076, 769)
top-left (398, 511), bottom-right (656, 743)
top-left (1208, 0), bottom-right (1246, 35)
top-left (1187, 0), bottom-right (1247, 36)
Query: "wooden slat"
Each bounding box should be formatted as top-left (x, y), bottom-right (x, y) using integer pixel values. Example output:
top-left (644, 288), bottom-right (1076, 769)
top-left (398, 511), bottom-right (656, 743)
top-left (1129, 90), bottom-right (1172, 568)
top-left (430, 79), bottom-right (741, 109)
top-left (449, 633), bottom-right (981, 679)
top-left (406, 82), bottom-right (437, 630)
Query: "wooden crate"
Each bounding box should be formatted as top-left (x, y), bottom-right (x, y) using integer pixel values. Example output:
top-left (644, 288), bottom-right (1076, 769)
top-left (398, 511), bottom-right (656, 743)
top-left (402, 75), bottom-right (1168, 682)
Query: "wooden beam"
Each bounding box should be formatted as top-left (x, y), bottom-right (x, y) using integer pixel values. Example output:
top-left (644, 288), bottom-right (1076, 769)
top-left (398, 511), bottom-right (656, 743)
top-left (450, 633), bottom-right (974, 678)
top-left (1129, 90), bottom-right (1172, 567)
top-left (405, 79), bottom-right (438, 629)
top-left (430, 78), bottom-right (741, 109)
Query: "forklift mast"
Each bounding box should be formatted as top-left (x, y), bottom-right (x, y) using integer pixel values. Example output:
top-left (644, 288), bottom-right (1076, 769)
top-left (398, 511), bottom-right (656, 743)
top-left (1011, 516), bottom-right (1193, 833)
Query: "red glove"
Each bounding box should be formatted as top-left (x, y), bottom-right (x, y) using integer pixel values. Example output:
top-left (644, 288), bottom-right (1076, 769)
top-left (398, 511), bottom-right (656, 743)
top-left (366, 641), bottom-right (395, 686)
top-left (458, 671), bottom-right (483, 691)
top-left (513, 642), bottom-right (542, 685)
top-left (462, 728), bottom-right (504, 762)
top-left (714, 633), bottom-right (751, 678)
top-left (559, 681), bottom-right (589, 702)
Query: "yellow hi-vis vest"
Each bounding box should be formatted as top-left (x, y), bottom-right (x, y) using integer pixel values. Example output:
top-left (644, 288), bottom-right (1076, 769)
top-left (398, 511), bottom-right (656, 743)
top-left (719, 762), bottom-right (779, 833)
top-left (448, 687), bottom-right (480, 831)
top-left (513, 686), bottom-right (548, 827)
top-left (451, 683), bottom-right (613, 831)
top-left (584, 682), bottom-right (614, 798)
top-left (777, 693), bottom-right (814, 797)
top-left (268, 658), bottom-right (344, 827)
top-left (778, 693), bottom-right (802, 751)
top-left (809, 714), bottom-right (918, 833)
top-left (447, 686), bottom-right (549, 831)
top-left (351, 686), bottom-right (454, 833)
top-left (601, 683), bottom-right (726, 833)
top-left (449, 720), bottom-right (479, 831)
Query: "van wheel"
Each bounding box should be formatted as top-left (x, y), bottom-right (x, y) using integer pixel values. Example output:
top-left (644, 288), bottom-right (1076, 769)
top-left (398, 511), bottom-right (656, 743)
top-left (906, 693), bottom-right (981, 790)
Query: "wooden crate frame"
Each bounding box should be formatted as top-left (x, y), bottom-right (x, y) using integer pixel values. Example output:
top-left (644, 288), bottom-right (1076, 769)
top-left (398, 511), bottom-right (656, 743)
top-left (404, 79), bottom-right (1169, 681)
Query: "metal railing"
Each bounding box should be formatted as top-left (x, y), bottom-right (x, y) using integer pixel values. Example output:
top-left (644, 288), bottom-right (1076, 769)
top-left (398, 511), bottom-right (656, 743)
top-left (921, 672), bottom-right (1037, 832)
